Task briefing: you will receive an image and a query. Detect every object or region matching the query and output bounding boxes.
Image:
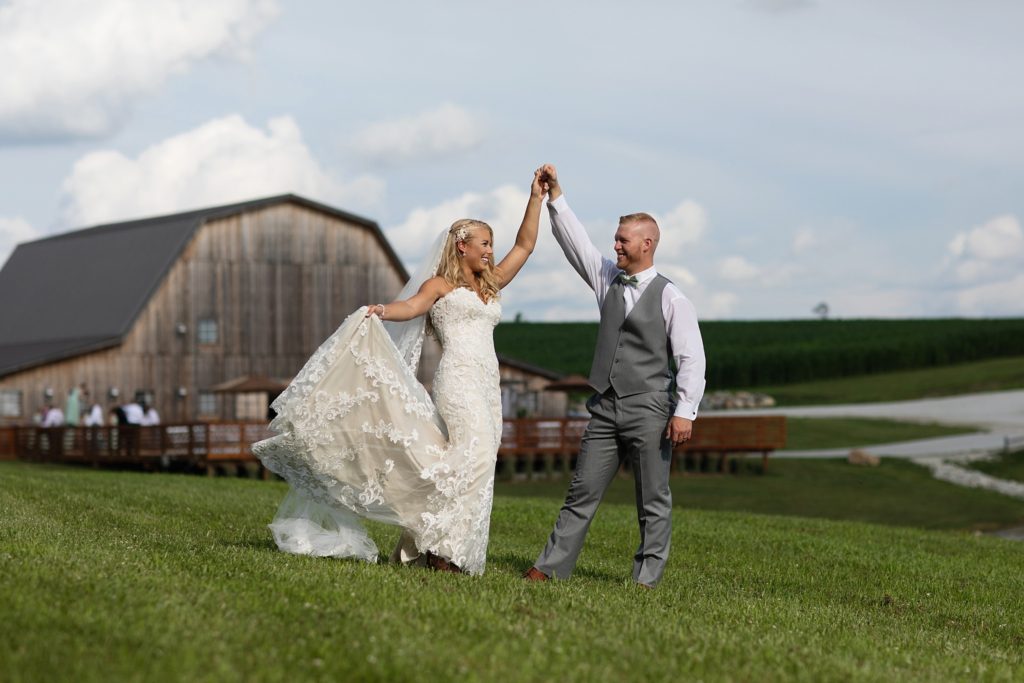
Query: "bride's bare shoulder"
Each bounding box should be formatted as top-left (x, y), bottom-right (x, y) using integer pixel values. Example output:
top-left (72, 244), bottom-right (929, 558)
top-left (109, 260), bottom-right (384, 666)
top-left (418, 276), bottom-right (454, 299)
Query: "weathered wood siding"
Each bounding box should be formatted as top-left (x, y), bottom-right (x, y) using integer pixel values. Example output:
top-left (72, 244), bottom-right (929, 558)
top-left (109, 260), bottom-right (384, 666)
top-left (0, 201), bottom-right (437, 424)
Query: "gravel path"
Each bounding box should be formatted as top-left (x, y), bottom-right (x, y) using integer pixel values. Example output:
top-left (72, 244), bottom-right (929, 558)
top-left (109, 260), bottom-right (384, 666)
top-left (714, 389), bottom-right (1024, 430)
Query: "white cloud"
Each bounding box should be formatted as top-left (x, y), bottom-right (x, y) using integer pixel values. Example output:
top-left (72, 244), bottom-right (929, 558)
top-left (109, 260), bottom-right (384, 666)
top-left (953, 273), bottom-right (1024, 316)
top-left (718, 255), bottom-right (761, 281)
top-left (386, 184), bottom-right (531, 266)
top-left (947, 214), bottom-right (1023, 265)
top-left (657, 199), bottom-right (707, 248)
top-left (942, 214), bottom-right (1024, 315)
top-left (651, 199), bottom-right (706, 292)
top-left (791, 227), bottom-right (817, 253)
top-left (352, 103), bottom-right (485, 166)
top-left (60, 114), bottom-right (382, 226)
top-left (945, 214), bottom-right (1023, 286)
top-left (659, 265), bottom-right (698, 288)
top-left (704, 292), bottom-right (739, 318)
top-left (0, 0), bottom-right (278, 141)
top-left (760, 263), bottom-right (802, 287)
top-left (0, 216), bottom-right (42, 268)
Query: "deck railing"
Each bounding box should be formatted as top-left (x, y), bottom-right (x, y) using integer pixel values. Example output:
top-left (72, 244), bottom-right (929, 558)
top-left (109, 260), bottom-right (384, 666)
top-left (0, 415), bottom-right (787, 476)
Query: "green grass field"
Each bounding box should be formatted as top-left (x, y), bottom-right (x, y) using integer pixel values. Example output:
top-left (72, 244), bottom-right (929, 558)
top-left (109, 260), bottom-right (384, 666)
top-left (782, 417), bottom-right (975, 450)
top-left (3, 462), bottom-right (1024, 682)
top-left (968, 450), bottom-right (1024, 484)
top-left (497, 458), bottom-right (1024, 532)
top-left (758, 356), bottom-right (1024, 406)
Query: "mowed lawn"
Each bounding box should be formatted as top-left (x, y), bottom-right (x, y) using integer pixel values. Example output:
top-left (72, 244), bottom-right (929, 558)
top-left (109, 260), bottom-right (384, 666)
top-left (969, 450), bottom-right (1024, 484)
top-left (3, 462), bottom-right (1024, 682)
top-left (757, 356), bottom-right (1024, 406)
top-left (782, 417), bottom-right (976, 451)
top-left (498, 457), bottom-right (1024, 532)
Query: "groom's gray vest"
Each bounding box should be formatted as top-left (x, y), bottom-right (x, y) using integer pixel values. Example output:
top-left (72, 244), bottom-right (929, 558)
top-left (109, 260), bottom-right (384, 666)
top-left (589, 274), bottom-right (673, 396)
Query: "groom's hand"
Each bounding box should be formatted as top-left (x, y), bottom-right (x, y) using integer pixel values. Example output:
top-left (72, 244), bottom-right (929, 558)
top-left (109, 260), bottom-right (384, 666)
top-left (540, 164), bottom-right (562, 201)
top-left (665, 416), bottom-right (692, 446)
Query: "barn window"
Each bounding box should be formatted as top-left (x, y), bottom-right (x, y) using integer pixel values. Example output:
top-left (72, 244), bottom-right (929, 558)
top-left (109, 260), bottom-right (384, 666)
top-left (197, 319), bottom-right (218, 344)
top-left (235, 392), bottom-right (266, 421)
top-left (198, 391), bottom-right (218, 416)
top-left (0, 390), bottom-right (21, 417)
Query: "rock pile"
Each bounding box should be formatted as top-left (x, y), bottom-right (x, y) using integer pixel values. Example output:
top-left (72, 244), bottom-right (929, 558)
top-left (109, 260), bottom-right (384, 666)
top-left (701, 391), bottom-right (777, 411)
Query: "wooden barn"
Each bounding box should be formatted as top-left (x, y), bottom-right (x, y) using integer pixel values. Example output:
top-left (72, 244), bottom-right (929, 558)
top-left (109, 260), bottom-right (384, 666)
top-left (497, 354), bottom-right (568, 418)
top-left (0, 194), bottom-right (438, 425)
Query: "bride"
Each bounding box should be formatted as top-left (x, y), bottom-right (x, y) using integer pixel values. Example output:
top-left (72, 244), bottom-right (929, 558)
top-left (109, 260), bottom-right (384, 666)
top-left (252, 168), bottom-right (546, 575)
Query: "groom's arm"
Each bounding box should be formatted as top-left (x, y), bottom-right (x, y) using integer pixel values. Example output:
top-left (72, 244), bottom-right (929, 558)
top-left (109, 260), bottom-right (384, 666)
top-left (664, 288), bottom-right (707, 420)
top-left (548, 197), bottom-right (619, 300)
top-left (542, 163), bottom-right (618, 301)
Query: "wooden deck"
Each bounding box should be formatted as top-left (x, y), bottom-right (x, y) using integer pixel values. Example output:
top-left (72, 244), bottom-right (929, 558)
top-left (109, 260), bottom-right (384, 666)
top-left (0, 415), bottom-right (786, 476)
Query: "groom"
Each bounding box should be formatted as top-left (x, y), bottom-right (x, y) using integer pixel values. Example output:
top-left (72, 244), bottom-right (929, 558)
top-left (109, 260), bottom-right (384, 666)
top-left (526, 164), bottom-right (706, 588)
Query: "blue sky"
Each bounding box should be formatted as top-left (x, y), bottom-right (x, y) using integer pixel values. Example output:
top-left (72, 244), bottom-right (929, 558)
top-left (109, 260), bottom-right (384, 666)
top-left (2, 0), bottom-right (1023, 321)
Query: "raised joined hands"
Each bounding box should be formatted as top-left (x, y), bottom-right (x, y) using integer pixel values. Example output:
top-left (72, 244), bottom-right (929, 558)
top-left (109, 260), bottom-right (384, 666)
top-left (539, 164), bottom-right (561, 201)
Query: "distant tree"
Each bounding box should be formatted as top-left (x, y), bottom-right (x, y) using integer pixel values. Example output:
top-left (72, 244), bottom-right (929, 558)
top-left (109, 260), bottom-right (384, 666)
top-left (812, 302), bottom-right (829, 320)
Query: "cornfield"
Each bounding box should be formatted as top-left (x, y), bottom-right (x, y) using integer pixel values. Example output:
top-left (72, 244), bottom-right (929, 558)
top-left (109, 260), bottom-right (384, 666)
top-left (494, 318), bottom-right (1024, 388)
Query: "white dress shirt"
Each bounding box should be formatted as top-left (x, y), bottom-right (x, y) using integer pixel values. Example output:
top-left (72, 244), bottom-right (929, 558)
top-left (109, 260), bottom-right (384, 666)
top-left (140, 408), bottom-right (161, 426)
top-left (84, 404), bottom-right (104, 427)
top-left (548, 195), bottom-right (707, 419)
top-left (121, 402), bottom-right (144, 425)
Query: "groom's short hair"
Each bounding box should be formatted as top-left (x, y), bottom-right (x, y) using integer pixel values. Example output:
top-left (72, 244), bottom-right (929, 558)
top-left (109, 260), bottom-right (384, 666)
top-left (619, 212), bottom-right (657, 228)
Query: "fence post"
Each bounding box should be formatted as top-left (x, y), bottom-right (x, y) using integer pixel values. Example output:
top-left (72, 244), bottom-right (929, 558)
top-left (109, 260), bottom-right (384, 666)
top-left (205, 424), bottom-right (213, 476)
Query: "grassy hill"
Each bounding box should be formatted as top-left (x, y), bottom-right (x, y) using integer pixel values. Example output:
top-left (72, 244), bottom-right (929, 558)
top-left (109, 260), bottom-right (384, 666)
top-left (755, 356), bottom-right (1024, 405)
top-left (968, 449), bottom-right (1024, 484)
top-left (494, 318), bottom-right (1024, 390)
top-left (3, 462), bottom-right (1024, 682)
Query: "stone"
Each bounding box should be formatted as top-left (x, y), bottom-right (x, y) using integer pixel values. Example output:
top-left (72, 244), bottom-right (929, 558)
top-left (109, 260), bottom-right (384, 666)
top-left (848, 449), bottom-right (880, 466)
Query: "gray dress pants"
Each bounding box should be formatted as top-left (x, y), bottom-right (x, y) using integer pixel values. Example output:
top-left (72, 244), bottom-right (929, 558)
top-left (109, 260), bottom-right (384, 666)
top-left (534, 389), bottom-right (674, 586)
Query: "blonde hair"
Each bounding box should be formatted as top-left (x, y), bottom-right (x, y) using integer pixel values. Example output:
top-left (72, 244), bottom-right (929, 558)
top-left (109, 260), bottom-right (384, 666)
top-left (436, 218), bottom-right (501, 303)
top-left (619, 211), bottom-right (658, 227)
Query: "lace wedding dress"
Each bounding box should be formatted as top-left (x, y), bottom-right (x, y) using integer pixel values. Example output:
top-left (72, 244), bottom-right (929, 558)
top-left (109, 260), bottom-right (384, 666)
top-left (252, 287), bottom-right (502, 575)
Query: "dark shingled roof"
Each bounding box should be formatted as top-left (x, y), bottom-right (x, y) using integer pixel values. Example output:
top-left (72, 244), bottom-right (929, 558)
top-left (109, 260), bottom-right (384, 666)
top-left (0, 194), bottom-right (404, 378)
top-left (496, 353), bottom-right (564, 381)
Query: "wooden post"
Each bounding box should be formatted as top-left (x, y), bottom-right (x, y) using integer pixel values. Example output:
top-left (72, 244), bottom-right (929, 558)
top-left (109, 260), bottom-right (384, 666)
top-left (160, 426), bottom-right (168, 469)
top-left (205, 424), bottom-right (213, 477)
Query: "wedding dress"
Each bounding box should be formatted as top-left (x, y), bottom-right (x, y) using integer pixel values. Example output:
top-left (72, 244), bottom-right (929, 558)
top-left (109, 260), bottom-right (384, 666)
top-left (252, 287), bottom-right (503, 575)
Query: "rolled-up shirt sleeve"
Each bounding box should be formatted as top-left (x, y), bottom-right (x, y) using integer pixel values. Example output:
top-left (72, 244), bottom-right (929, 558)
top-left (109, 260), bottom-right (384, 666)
top-left (664, 288), bottom-right (707, 419)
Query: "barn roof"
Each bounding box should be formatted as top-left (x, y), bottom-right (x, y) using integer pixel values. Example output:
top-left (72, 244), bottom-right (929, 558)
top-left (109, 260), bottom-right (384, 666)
top-left (496, 354), bottom-right (564, 381)
top-left (0, 194), bottom-right (406, 378)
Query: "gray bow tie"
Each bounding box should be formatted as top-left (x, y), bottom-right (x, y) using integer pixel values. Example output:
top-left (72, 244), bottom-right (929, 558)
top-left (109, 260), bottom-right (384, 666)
top-left (618, 273), bottom-right (639, 286)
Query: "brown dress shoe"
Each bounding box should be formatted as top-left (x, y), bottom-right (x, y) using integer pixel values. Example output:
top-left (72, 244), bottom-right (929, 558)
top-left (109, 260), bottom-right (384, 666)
top-left (523, 567), bottom-right (548, 582)
top-left (426, 552), bottom-right (463, 574)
